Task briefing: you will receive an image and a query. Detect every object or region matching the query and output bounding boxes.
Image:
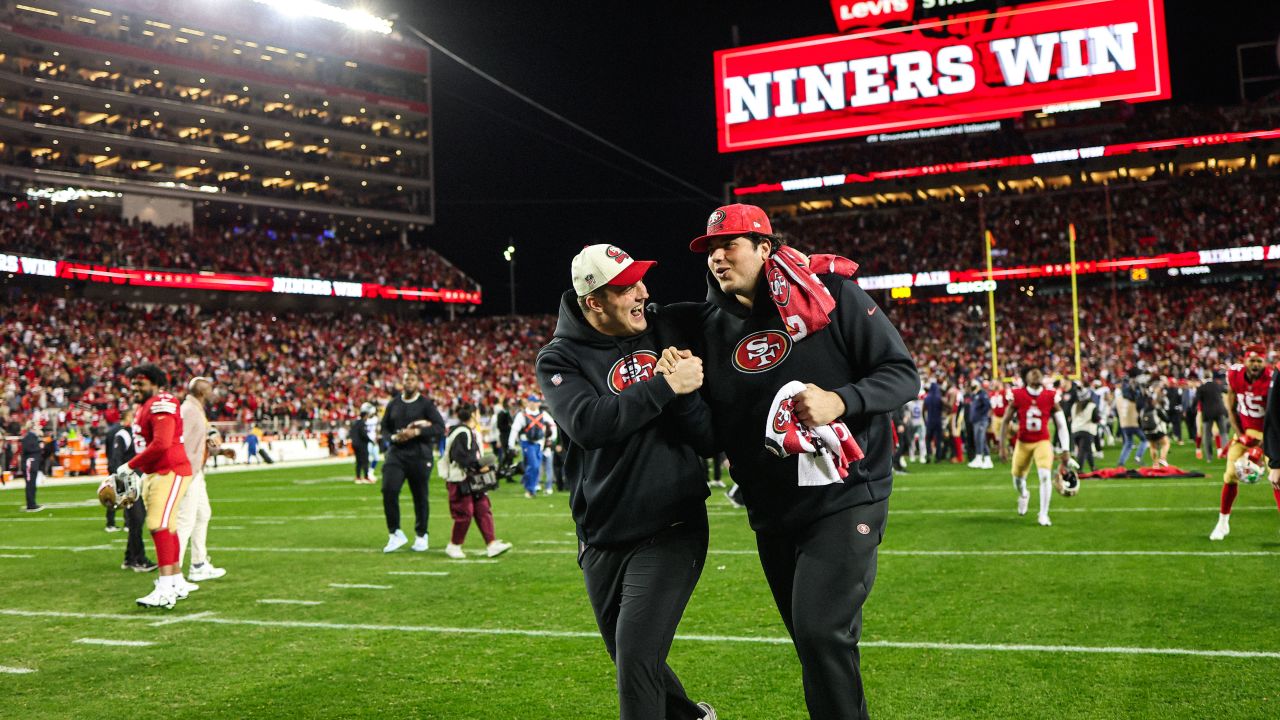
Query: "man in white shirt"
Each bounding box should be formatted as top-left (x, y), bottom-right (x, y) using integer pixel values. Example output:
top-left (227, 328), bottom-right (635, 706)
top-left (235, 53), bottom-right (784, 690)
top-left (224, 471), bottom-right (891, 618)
top-left (178, 377), bottom-right (227, 583)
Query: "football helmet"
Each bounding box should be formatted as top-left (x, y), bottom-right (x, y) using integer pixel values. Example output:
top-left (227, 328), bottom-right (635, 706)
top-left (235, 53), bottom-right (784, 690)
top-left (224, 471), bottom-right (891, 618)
top-left (1236, 447), bottom-right (1265, 485)
top-left (360, 402), bottom-right (375, 417)
top-left (1055, 467), bottom-right (1080, 497)
top-left (99, 467), bottom-right (141, 509)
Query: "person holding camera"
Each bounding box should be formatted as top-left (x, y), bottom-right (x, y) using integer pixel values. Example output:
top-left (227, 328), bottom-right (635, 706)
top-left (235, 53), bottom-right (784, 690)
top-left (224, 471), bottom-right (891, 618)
top-left (441, 404), bottom-right (513, 560)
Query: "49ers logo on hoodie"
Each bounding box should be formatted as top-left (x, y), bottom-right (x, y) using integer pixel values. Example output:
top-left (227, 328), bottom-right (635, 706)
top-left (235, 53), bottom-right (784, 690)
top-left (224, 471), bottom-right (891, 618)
top-left (607, 351), bottom-right (659, 394)
top-left (733, 330), bottom-right (791, 373)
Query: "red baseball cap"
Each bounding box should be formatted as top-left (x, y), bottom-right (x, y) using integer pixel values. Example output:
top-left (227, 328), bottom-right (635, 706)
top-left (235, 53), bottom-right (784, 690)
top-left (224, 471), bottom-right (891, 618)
top-left (1244, 344), bottom-right (1267, 359)
top-left (689, 204), bottom-right (774, 252)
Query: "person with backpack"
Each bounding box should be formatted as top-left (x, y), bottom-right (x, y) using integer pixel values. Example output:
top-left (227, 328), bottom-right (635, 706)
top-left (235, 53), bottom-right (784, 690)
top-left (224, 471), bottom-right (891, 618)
top-left (1071, 387), bottom-right (1101, 473)
top-left (507, 395), bottom-right (556, 499)
top-left (1143, 377), bottom-right (1172, 467)
top-left (440, 404), bottom-right (512, 560)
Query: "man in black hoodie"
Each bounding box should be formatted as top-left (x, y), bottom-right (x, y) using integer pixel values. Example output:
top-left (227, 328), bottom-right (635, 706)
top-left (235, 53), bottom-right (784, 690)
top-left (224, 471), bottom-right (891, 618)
top-left (536, 244), bottom-right (717, 720)
top-left (664, 204), bottom-right (919, 720)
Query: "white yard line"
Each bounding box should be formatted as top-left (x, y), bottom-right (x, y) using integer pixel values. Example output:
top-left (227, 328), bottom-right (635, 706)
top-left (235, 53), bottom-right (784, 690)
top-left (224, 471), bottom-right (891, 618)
top-left (257, 599), bottom-right (324, 606)
top-left (149, 611), bottom-right (217, 627)
top-left (328, 583), bottom-right (391, 590)
top-left (0, 665), bottom-right (35, 674)
top-left (387, 571), bottom-right (450, 576)
top-left (4, 609), bottom-right (1274, 660)
top-left (74, 638), bottom-right (155, 647)
top-left (0, 554), bottom-right (34, 559)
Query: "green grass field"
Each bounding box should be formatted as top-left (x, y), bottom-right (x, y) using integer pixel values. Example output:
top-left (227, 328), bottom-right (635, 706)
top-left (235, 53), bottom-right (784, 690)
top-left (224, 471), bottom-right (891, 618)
top-left (3, 443), bottom-right (1279, 719)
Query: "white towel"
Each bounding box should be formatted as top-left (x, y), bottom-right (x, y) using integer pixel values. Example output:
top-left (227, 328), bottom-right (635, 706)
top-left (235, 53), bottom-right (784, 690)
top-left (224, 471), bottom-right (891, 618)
top-left (763, 380), bottom-right (864, 487)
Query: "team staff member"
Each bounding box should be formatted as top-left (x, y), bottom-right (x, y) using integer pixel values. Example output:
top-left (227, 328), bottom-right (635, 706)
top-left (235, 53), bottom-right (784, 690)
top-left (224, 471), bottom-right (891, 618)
top-left (536, 244), bottom-right (717, 720)
top-left (19, 420), bottom-right (43, 512)
top-left (352, 403), bottom-right (374, 484)
top-left (178, 377), bottom-right (227, 582)
top-left (380, 370), bottom-right (445, 553)
top-left (1265, 359), bottom-right (1280, 494)
top-left (110, 408), bottom-right (155, 572)
top-left (668, 205), bottom-right (918, 720)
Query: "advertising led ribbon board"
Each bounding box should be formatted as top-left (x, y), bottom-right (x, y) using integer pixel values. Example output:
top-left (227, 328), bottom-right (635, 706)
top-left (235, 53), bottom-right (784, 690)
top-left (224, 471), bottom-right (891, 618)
top-left (716, 0), bottom-right (1170, 152)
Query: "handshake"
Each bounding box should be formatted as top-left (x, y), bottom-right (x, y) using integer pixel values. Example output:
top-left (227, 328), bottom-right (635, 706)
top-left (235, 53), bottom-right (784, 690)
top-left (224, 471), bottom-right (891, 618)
top-left (654, 347), bottom-right (704, 395)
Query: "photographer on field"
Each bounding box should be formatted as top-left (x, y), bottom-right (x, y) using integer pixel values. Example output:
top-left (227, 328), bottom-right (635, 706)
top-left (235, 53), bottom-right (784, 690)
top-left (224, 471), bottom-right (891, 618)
top-left (440, 404), bottom-right (512, 560)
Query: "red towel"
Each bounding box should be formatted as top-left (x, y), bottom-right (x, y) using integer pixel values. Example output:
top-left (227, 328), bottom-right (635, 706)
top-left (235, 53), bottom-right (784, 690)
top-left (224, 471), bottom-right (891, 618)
top-left (764, 247), bottom-right (859, 341)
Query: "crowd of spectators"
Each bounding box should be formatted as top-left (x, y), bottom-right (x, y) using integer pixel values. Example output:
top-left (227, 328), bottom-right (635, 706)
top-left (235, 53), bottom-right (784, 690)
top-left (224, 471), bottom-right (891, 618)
top-left (734, 101), bottom-right (1280, 186)
top-left (776, 170), bottom-right (1280, 275)
top-left (0, 298), bottom-right (552, 439)
top-left (0, 205), bottom-right (475, 290)
top-left (894, 280), bottom-right (1280, 387)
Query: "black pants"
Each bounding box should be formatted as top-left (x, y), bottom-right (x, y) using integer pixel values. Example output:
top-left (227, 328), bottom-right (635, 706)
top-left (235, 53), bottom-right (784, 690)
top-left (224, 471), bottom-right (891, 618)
top-left (756, 500), bottom-right (887, 720)
top-left (105, 504), bottom-right (117, 528)
top-left (124, 499), bottom-right (149, 566)
top-left (21, 455), bottom-right (39, 509)
top-left (382, 451), bottom-right (431, 537)
top-left (1073, 431), bottom-right (1096, 472)
top-left (354, 445), bottom-right (370, 479)
top-left (580, 520), bottom-right (708, 720)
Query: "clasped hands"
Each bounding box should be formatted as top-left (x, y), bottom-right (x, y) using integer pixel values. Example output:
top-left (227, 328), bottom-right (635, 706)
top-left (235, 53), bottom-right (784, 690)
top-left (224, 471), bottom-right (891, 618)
top-left (654, 346), bottom-right (845, 426)
top-left (392, 419), bottom-right (433, 444)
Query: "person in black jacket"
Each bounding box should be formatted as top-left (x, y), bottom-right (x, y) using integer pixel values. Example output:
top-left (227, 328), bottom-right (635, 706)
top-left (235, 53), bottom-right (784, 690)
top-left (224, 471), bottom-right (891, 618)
top-left (441, 404), bottom-right (511, 560)
top-left (669, 204), bottom-right (919, 720)
top-left (109, 408), bottom-right (155, 571)
top-left (351, 403), bottom-right (374, 484)
top-left (19, 421), bottom-right (43, 512)
top-left (1266, 367), bottom-right (1280, 493)
top-left (536, 244), bottom-right (717, 720)
top-left (379, 371), bottom-right (445, 553)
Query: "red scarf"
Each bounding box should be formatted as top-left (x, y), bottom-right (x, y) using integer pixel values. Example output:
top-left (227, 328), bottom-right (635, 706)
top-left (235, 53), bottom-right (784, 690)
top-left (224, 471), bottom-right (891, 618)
top-left (764, 246), bottom-right (859, 341)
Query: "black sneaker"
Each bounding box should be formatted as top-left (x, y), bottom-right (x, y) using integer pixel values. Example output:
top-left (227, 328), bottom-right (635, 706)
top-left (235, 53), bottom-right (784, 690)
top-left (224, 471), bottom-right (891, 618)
top-left (22, 505), bottom-right (44, 513)
top-left (131, 560), bottom-right (159, 573)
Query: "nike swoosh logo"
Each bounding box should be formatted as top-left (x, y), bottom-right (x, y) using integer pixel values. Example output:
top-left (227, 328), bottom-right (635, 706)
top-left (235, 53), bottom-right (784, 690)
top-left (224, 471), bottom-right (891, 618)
top-left (867, 307), bottom-right (877, 316)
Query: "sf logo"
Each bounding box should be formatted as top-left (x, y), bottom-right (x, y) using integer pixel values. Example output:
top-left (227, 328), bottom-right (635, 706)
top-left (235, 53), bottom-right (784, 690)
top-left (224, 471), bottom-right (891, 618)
top-left (604, 246), bottom-right (631, 264)
top-left (733, 330), bottom-right (791, 373)
top-left (772, 399), bottom-right (794, 433)
top-left (767, 265), bottom-right (790, 306)
top-left (607, 351), bottom-right (658, 394)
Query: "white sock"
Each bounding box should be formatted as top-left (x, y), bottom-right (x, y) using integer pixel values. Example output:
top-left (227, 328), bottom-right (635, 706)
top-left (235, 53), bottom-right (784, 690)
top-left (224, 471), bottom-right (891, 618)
top-left (159, 575), bottom-right (175, 590)
top-left (1013, 476), bottom-right (1028, 496)
top-left (1218, 513), bottom-right (1231, 525)
top-left (1038, 469), bottom-right (1052, 516)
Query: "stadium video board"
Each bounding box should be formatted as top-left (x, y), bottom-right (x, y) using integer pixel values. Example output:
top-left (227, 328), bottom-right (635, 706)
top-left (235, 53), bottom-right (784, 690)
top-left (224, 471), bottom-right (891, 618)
top-left (715, 0), bottom-right (1170, 152)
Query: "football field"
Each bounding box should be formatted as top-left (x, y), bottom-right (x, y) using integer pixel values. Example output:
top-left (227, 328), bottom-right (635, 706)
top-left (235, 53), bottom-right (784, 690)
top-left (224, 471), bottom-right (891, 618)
top-left (3, 444), bottom-right (1279, 719)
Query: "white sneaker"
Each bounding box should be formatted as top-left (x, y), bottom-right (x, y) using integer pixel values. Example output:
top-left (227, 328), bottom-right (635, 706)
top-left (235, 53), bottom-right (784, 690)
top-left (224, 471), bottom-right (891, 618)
top-left (967, 459), bottom-right (981, 468)
top-left (486, 540), bottom-right (512, 558)
top-left (383, 529), bottom-right (408, 553)
top-left (696, 701), bottom-right (717, 720)
top-left (188, 562), bottom-right (226, 582)
top-left (444, 543), bottom-right (466, 559)
top-left (136, 582), bottom-right (177, 609)
top-left (983, 457), bottom-right (994, 469)
top-left (411, 534), bottom-right (429, 552)
top-left (544, 488), bottom-right (554, 496)
top-left (1038, 514), bottom-right (1052, 527)
top-left (708, 479), bottom-right (726, 488)
top-left (1017, 492), bottom-right (1030, 516)
top-left (174, 577), bottom-right (199, 599)
top-left (1210, 518), bottom-right (1230, 541)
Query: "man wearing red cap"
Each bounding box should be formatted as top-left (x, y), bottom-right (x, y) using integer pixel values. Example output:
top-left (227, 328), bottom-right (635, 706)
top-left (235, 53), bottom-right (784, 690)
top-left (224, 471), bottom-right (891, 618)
top-left (668, 204), bottom-right (918, 719)
top-left (1211, 344), bottom-right (1275, 540)
top-left (536, 244), bottom-right (718, 720)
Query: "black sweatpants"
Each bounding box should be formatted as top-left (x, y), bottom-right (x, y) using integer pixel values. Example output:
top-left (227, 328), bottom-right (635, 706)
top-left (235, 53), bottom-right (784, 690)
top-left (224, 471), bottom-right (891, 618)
top-left (21, 454), bottom-right (39, 509)
top-left (1073, 431), bottom-right (1096, 472)
top-left (123, 499), bottom-right (148, 566)
top-left (756, 499), bottom-right (888, 720)
top-left (354, 444), bottom-right (370, 480)
top-left (580, 520), bottom-right (708, 720)
top-left (382, 450), bottom-right (432, 537)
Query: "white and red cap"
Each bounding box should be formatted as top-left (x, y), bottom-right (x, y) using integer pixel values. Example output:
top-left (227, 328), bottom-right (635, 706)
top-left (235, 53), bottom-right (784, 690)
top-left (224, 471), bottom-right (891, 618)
top-left (571, 244), bottom-right (656, 297)
top-left (689, 203), bottom-right (774, 252)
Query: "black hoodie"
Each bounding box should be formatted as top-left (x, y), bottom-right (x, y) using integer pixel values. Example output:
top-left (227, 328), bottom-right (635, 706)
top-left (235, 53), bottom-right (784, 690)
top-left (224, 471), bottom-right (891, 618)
top-left (536, 291), bottom-right (714, 546)
top-left (658, 271), bottom-right (919, 533)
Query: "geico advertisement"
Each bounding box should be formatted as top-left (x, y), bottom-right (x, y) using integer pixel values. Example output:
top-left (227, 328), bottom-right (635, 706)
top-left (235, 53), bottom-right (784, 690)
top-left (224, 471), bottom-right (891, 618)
top-left (717, 0), bottom-right (1169, 151)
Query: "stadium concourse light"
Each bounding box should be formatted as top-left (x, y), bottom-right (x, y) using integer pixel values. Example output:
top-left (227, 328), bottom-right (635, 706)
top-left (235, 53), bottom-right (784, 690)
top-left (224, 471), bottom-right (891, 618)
top-left (503, 244), bottom-right (515, 315)
top-left (250, 0), bottom-right (393, 35)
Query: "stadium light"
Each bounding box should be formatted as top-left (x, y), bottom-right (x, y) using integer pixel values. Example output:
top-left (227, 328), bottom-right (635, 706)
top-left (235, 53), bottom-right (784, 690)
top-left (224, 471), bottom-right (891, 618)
top-left (250, 0), bottom-right (393, 35)
top-left (503, 243), bottom-right (516, 315)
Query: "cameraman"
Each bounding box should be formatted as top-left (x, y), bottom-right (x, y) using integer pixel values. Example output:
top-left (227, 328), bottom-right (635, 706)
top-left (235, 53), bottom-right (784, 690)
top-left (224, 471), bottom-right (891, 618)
top-left (441, 404), bottom-right (512, 560)
top-left (379, 370), bottom-right (445, 553)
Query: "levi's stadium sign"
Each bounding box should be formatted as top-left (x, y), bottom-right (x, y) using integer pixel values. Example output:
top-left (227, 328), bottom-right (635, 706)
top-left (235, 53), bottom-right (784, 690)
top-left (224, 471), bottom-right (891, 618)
top-left (715, 0), bottom-right (1169, 152)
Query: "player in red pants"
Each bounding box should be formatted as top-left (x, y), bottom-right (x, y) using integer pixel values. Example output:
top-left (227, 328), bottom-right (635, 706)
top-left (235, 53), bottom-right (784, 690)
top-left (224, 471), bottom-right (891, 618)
top-left (112, 365), bottom-right (195, 608)
top-left (1210, 345), bottom-right (1276, 540)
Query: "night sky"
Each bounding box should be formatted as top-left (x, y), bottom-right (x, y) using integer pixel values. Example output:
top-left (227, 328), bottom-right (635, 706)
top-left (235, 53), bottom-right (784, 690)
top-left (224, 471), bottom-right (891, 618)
top-left (405, 1), bottom-right (1279, 316)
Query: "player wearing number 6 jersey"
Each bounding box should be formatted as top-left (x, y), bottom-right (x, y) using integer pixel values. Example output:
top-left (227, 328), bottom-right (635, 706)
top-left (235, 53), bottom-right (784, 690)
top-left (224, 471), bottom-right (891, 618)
top-left (1000, 367), bottom-right (1071, 526)
top-left (1210, 344), bottom-right (1275, 540)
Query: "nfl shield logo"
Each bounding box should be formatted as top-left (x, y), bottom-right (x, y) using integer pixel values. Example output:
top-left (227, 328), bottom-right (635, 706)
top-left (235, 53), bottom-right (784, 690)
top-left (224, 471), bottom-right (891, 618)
top-left (551, 374), bottom-right (563, 387)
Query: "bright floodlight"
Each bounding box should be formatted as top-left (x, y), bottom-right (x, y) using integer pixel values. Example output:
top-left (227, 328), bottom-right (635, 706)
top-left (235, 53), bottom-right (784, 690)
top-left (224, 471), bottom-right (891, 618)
top-left (251, 0), bottom-right (393, 35)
